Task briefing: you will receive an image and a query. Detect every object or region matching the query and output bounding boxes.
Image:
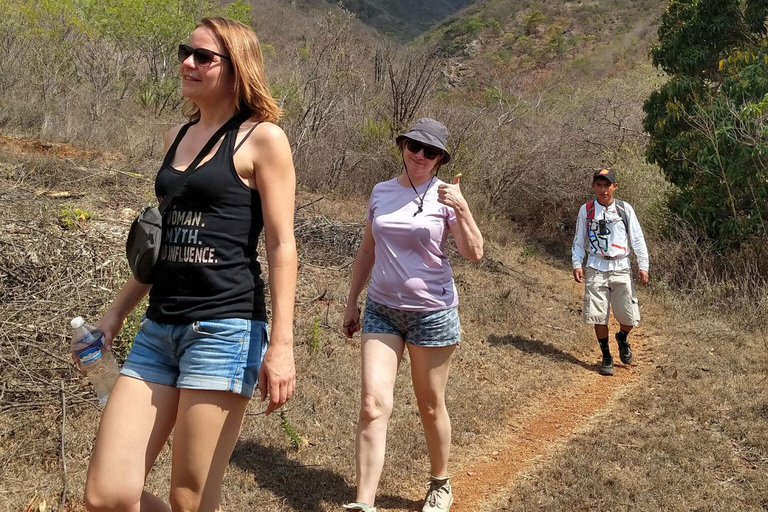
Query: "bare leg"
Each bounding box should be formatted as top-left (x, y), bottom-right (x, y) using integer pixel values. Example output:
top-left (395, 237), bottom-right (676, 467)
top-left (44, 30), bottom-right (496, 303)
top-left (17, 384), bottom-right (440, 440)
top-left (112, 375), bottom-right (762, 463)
top-left (594, 324), bottom-right (609, 339)
top-left (85, 376), bottom-right (179, 512)
top-left (407, 344), bottom-right (456, 478)
top-left (619, 324), bottom-right (634, 335)
top-left (354, 334), bottom-right (405, 507)
top-left (169, 389), bottom-right (249, 512)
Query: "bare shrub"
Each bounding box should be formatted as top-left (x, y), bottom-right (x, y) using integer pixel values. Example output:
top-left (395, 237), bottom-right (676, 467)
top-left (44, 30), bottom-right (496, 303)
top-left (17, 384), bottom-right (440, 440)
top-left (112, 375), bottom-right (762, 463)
top-left (384, 43), bottom-right (443, 133)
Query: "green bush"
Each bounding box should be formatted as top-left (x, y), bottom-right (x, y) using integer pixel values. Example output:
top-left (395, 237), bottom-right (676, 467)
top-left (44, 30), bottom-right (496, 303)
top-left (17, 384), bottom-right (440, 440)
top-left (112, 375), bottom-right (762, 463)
top-left (308, 316), bottom-right (321, 352)
top-left (2, 0), bottom-right (252, 117)
top-left (279, 411), bottom-right (305, 451)
top-left (112, 297), bottom-right (148, 362)
top-left (57, 205), bottom-right (92, 230)
top-left (523, 9), bottom-right (546, 36)
top-left (644, 0), bottom-right (768, 250)
top-left (358, 118), bottom-right (391, 150)
top-left (260, 42), bottom-right (276, 58)
top-left (493, 48), bottom-right (512, 66)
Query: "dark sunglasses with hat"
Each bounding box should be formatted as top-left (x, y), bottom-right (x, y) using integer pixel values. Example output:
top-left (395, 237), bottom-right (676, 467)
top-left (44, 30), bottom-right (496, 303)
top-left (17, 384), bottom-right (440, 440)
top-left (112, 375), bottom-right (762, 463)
top-left (592, 168), bottom-right (617, 184)
top-left (395, 118), bottom-right (452, 216)
top-left (396, 118), bottom-right (452, 164)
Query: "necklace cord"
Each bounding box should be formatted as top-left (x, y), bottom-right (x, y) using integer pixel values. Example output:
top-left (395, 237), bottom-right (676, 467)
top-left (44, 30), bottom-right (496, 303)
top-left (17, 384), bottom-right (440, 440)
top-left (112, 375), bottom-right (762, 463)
top-left (402, 153), bottom-right (439, 216)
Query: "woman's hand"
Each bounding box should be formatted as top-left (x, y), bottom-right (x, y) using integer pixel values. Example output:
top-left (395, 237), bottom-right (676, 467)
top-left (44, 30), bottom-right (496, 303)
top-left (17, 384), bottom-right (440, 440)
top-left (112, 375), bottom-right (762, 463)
top-left (72, 310), bottom-right (123, 375)
top-left (258, 335), bottom-right (295, 415)
top-left (97, 310), bottom-right (124, 351)
top-left (342, 305), bottom-right (361, 338)
top-left (442, 174), bottom-right (484, 261)
top-left (437, 174), bottom-right (467, 210)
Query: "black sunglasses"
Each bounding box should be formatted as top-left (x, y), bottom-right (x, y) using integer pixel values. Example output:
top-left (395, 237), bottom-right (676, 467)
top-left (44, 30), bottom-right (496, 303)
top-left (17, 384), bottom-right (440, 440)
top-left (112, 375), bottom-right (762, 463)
top-left (405, 139), bottom-right (442, 160)
top-left (178, 44), bottom-right (230, 66)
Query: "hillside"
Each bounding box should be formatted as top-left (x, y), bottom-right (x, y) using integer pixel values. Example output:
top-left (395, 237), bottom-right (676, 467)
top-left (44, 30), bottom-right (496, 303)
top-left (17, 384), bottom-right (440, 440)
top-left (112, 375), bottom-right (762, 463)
top-left (311, 0), bottom-right (473, 40)
top-left (1, 1), bottom-right (767, 510)
top-left (1, 138), bottom-right (766, 511)
top-left (424, 0), bottom-right (668, 80)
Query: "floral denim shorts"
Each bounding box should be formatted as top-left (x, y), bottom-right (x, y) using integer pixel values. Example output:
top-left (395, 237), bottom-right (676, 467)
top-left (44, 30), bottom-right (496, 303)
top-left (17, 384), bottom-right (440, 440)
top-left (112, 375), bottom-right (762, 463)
top-left (362, 296), bottom-right (460, 347)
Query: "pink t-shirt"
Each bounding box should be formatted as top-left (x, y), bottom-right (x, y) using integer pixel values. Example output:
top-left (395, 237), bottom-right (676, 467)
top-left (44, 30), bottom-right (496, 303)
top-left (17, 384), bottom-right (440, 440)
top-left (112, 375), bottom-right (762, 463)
top-left (366, 177), bottom-right (459, 311)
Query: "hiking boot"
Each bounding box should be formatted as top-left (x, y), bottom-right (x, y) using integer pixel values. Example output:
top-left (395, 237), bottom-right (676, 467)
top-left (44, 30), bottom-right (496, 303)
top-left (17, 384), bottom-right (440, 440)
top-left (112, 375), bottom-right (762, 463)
top-left (423, 476), bottom-right (453, 512)
top-left (616, 334), bottom-right (633, 365)
top-left (599, 354), bottom-right (614, 376)
top-left (343, 503), bottom-right (376, 512)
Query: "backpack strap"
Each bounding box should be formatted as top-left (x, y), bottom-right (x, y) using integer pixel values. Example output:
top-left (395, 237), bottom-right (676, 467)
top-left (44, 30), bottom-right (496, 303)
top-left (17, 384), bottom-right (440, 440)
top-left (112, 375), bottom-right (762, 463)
top-left (586, 199), bottom-right (595, 222)
top-left (614, 199), bottom-right (630, 235)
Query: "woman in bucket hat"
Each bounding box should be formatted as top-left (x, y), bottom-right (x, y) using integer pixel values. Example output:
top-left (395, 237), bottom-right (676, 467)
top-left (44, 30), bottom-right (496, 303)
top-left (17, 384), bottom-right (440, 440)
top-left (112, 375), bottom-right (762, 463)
top-left (342, 118), bottom-right (484, 512)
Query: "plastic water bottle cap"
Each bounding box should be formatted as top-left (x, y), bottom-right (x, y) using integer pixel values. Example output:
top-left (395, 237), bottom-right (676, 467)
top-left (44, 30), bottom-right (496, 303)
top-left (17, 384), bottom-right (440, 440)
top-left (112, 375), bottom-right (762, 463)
top-left (71, 317), bottom-right (85, 329)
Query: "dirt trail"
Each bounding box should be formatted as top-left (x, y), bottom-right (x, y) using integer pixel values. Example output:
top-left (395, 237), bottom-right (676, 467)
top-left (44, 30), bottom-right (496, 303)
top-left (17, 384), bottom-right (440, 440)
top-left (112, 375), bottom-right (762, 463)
top-left (1, 132), bottom-right (660, 512)
top-left (0, 134), bottom-right (119, 162)
top-left (455, 335), bottom-right (655, 511)
top-left (391, 332), bottom-right (657, 512)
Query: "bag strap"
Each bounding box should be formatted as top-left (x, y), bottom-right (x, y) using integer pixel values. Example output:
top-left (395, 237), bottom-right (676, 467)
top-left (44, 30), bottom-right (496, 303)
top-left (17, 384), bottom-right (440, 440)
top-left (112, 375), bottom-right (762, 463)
top-left (158, 114), bottom-right (243, 215)
top-left (586, 198), bottom-right (630, 237)
top-left (615, 198), bottom-right (630, 234)
top-left (586, 199), bottom-right (595, 222)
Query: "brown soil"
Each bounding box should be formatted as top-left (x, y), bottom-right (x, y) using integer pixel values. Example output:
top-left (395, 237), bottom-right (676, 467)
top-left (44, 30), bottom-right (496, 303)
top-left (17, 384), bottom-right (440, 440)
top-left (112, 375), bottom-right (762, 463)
top-left (0, 134), bottom-right (119, 162)
top-left (387, 331), bottom-right (656, 512)
top-left (0, 134), bottom-right (670, 511)
top-left (454, 335), bottom-right (654, 511)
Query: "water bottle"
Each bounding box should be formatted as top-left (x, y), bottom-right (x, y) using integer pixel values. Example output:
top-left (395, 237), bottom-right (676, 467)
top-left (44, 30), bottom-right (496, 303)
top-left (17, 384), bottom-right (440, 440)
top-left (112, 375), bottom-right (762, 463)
top-left (70, 317), bottom-right (119, 404)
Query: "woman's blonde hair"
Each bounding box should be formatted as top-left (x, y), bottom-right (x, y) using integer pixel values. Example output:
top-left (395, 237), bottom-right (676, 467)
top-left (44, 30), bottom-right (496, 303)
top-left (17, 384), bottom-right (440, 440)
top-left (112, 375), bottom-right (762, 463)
top-left (182, 16), bottom-right (281, 123)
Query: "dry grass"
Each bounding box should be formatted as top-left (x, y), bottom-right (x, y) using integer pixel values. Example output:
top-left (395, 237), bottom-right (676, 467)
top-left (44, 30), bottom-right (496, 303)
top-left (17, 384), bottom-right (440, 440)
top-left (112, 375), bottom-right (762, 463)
top-left (0, 145), bottom-right (602, 510)
top-left (1, 144), bottom-right (766, 512)
top-left (500, 302), bottom-right (768, 512)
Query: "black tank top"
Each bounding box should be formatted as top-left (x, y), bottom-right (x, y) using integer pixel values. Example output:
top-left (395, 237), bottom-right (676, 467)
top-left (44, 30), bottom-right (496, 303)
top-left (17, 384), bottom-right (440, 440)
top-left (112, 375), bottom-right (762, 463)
top-left (146, 120), bottom-right (267, 323)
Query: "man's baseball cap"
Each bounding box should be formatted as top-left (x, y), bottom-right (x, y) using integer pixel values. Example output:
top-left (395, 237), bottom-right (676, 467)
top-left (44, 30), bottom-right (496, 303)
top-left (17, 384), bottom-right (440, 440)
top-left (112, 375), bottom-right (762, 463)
top-left (592, 168), bottom-right (617, 183)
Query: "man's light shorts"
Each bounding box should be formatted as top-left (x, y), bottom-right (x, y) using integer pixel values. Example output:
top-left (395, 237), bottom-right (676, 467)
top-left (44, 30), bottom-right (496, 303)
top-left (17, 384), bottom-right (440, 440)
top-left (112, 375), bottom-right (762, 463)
top-left (583, 267), bottom-right (640, 326)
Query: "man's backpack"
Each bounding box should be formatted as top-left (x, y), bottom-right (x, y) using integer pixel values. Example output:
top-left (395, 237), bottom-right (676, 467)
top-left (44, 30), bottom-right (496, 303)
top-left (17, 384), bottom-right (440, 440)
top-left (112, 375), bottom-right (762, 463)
top-left (586, 198), bottom-right (629, 235)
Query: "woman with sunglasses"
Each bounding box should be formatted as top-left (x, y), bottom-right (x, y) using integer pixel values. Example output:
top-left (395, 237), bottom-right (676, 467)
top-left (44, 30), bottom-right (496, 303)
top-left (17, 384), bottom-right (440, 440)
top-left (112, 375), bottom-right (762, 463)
top-left (342, 119), bottom-right (484, 512)
top-left (84, 17), bottom-right (297, 512)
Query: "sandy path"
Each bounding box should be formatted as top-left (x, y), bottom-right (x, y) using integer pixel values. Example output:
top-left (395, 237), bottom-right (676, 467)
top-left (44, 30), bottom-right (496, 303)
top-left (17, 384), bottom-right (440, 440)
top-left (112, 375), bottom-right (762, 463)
top-left (389, 331), bottom-right (656, 512)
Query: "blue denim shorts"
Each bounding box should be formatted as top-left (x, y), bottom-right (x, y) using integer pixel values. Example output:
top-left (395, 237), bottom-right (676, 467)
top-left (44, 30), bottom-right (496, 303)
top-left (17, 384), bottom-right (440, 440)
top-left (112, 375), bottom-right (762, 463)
top-left (120, 316), bottom-right (268, 398)
top-left (362, 296), bottom-right (461, 347)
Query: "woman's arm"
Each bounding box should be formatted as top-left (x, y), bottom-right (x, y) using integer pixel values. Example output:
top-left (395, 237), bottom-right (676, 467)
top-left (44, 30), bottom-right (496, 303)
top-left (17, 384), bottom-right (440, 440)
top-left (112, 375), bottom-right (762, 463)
top-left (438, 174), bottom-right (484, 261)
top-left (96, 125), bottom-right (183, 348)
top-left (251, 123), bottom-right (297, 415)
top-left (97, 277), bottom-right (152, 350)
top-left (343, 222), bottom-right (375, 338)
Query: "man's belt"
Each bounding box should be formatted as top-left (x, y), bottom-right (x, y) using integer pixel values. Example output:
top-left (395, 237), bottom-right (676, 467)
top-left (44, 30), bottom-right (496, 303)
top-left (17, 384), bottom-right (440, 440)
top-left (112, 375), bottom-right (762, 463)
top-left (591, 254), bottom-right (629, 261)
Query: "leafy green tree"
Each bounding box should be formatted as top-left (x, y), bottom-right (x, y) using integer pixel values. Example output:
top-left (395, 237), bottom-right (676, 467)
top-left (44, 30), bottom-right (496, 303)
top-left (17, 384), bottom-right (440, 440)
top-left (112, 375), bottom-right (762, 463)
top-left (83, 0), bottom-right (251, 113)
top-left (644, 0), bottom-right (768, 249)
top-left (5, 0), bottom-right (251, 114)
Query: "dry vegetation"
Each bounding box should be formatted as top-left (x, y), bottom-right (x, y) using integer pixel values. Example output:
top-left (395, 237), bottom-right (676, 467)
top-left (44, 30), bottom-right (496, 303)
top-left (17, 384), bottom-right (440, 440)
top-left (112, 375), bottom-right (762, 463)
top-left (1, 0), bottom-right (767, 511)
top-left (2, 142), bottom-right (766, 511)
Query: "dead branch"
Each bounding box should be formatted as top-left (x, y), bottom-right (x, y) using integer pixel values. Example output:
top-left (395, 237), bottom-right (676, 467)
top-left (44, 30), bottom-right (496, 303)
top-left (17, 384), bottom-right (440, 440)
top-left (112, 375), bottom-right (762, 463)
top-left (58, 379), bottom-right (68, 512)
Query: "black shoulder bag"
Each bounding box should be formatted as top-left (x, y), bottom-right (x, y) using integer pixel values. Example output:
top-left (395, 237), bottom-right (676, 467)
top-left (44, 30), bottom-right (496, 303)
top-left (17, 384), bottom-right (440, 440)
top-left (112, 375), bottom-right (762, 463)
top-left (125, 116), bottom-right (239, 284)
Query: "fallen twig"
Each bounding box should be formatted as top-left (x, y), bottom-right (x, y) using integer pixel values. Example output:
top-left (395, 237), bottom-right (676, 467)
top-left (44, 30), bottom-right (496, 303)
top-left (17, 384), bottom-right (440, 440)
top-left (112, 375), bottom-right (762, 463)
top-left (58, 379), bottom-right (68, 512)
top-left (296, 196), bottom-right (324, 211)
top-left (544, 324), bottom-right (577, 335)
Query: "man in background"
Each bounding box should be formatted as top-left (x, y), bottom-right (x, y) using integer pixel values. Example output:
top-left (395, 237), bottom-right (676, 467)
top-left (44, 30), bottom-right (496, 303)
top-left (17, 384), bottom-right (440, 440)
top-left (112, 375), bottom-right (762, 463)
top-left (572, 168), bottom-right (649, 376)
